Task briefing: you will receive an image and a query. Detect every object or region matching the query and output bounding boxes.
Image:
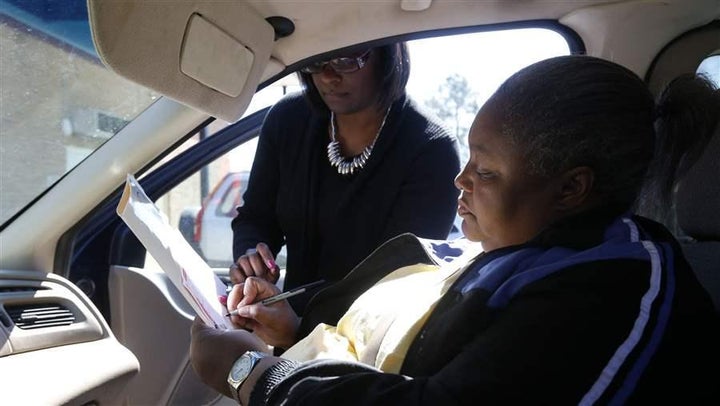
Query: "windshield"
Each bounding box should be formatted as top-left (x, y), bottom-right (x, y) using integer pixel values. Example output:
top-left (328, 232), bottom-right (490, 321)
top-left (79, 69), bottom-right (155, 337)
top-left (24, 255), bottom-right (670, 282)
top-left (0, 0), bottom-right (159, 225)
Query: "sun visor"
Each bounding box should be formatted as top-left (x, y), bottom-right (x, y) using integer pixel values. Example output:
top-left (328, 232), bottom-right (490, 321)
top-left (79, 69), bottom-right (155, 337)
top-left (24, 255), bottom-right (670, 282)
top-left (87, 1), bottom-right (275, 122)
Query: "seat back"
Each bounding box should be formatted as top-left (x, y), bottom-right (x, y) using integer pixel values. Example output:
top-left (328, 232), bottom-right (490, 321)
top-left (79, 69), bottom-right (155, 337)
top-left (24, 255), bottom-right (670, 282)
top-left (675, 127), bottom-right (720, 311)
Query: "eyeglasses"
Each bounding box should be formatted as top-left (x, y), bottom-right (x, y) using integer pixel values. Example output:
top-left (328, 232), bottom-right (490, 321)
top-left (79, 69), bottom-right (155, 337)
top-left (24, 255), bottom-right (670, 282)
top-left (300, 50), bottom-right (372, 74)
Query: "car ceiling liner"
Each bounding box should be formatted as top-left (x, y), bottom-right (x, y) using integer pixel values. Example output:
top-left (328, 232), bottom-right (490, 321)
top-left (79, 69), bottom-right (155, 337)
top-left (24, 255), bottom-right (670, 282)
top-left (86, 0), bottom-right (718, 123)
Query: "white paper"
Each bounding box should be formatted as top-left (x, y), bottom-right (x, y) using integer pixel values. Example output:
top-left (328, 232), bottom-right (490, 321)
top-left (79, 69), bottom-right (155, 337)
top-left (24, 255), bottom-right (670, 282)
top-left (117, 174), bottom-right (232, 329)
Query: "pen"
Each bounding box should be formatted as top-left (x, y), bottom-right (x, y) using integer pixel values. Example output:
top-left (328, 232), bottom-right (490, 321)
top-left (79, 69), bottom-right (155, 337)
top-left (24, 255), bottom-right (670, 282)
top-left (225, 279), bottom-right (326, 317)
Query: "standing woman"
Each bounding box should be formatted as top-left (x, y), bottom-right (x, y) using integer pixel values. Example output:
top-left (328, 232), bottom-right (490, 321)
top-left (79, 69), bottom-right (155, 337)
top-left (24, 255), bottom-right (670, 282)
top-left (230, 42), bottom-right (460, 314)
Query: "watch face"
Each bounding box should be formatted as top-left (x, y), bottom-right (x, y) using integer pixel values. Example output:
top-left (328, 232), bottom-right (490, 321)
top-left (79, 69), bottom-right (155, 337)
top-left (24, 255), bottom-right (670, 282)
top-left (228, 351), bottom-right (265, 390)
top-left (230, 355), bottom-right (254, 382)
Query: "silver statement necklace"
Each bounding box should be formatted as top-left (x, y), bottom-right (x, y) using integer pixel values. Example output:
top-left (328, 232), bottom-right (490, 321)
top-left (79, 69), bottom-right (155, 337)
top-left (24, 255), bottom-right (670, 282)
top-left (327, 107), bottom-right (391, 176)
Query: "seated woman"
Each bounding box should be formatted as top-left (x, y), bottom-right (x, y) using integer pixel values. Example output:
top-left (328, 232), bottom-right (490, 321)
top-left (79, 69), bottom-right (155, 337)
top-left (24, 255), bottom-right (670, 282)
top-left (190, 55), bottom-right (720, 405)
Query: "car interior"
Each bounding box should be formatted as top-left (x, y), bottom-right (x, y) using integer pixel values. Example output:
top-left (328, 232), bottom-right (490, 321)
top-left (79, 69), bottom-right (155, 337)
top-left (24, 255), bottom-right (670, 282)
top-left (674, 110), bottom-right (720, 311)
top-left (0, 0), bottom-right (718, 404)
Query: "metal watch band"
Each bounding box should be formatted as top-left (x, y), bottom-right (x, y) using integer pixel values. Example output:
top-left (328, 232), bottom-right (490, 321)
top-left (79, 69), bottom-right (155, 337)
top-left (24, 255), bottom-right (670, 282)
top-left (227, 351), bottom-right (266, 403)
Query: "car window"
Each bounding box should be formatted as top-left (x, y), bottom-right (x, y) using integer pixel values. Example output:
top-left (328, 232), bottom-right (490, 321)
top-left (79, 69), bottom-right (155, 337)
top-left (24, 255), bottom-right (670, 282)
top-left (696, 53), bottom-right (719, 86)
top-left (0, 0), bottom-right (160, 226)
top-left (145, 27), bottom-right (570, 270)
top-left (406, 28), bottom-right (570, 165)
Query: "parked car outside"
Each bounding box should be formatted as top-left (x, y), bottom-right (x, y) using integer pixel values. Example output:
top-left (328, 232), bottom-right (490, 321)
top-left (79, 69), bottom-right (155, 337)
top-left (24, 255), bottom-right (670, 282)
top-left (180, 171), bottom-right (249, 267)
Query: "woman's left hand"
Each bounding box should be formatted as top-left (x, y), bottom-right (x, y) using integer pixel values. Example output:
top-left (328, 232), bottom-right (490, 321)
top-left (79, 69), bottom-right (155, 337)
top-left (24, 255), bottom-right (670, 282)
top-left (189, 317), bottom-right (270, 397)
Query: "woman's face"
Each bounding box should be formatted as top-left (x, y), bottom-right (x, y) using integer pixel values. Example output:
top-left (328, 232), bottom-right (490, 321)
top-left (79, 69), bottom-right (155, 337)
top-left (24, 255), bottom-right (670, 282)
top-left (311, 50), bottom-right (381, 115)
top-left (454, 102), bottom-right (564, 251)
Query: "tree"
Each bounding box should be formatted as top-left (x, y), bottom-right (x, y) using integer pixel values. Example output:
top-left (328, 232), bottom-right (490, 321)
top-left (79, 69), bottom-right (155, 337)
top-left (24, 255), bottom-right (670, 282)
top-left (424, 74), bottom-right (478, 164)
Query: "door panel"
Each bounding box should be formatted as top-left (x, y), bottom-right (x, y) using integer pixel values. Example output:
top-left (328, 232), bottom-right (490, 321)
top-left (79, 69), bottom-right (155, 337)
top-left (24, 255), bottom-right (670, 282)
top-left (0, 269), bottom-right (139, 405)
top-left (108, 264), bottom-right (235, 405)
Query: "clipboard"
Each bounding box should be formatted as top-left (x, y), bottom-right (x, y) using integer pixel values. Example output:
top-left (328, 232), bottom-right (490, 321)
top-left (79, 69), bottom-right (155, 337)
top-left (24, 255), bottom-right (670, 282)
top-left (117, 174), bottom-right (232, 329)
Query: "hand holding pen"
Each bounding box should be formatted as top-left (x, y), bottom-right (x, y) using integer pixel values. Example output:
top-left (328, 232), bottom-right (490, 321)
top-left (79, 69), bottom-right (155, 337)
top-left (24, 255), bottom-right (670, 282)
top-left (224, 278), bottom-right (324, 348)
top-left (225, 279), bottom-right (326, 317)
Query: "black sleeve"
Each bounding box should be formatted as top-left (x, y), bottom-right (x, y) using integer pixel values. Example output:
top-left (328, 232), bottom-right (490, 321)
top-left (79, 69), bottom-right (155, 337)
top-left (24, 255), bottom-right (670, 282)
top-left (231, 99), bottom-right (290, 260)
top-left (249, 359), bottom-right (388, 406)
top-left (380, 133), bottom-right (461, 242)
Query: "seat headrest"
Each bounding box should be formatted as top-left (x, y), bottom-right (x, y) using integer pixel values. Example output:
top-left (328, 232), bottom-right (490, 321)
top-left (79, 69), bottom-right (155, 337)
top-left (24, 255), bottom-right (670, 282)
top-left (676, 128), bottom-right (720, 240)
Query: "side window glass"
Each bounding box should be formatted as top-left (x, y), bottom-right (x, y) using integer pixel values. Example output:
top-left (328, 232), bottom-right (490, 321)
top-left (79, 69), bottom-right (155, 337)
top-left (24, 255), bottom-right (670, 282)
top-left (144, 27), bottom-right (570, 271)
top-left (406, 29), bottom-right (569, 166)
top-left (696, 53), bottom-right (719, 86)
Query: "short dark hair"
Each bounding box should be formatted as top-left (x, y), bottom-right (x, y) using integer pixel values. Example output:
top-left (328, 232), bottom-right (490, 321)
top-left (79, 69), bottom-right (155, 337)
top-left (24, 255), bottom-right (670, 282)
top-left (297, 42), bottom-right (411, 113)
top-left (490, 55), bottom-right (656, 208)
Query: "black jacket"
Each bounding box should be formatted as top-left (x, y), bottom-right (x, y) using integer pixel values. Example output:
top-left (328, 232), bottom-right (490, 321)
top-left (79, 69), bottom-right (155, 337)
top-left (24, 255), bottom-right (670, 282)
top-left (251, 208), bottom-right (720, 405)
top-left (232, 93), bottom-right (460, 313)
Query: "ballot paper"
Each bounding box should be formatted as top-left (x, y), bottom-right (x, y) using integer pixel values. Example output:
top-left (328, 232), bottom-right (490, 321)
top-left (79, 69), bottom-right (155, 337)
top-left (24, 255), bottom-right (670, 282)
top-left (116, 174), bottom-right (232, 329)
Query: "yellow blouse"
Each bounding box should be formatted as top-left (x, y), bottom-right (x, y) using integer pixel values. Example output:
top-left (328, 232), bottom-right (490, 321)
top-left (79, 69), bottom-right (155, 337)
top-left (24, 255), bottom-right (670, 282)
top-left (282, 247), bottom-right (480, 373)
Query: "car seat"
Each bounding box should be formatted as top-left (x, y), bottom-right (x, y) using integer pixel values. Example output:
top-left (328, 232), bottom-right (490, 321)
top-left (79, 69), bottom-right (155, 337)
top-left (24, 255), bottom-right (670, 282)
top-left (675, 126), bottom-right (720, 312)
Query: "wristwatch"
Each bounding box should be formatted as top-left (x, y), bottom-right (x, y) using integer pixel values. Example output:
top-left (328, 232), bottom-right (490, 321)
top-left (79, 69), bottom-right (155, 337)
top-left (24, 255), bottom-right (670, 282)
top-left (227, 350), bottom-right (266, 403)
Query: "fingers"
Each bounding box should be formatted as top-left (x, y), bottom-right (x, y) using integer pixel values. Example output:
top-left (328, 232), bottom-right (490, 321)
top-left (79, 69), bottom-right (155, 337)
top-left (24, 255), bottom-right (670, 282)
top-left (227, 283), bottom-right (251, 330)
top-left (235, 297), bottom-right (300, 349)
top-left (229, 252), bottom-right (258, 284)
top-left (229, 243), bottom-right (279, 284)
top-left (226, 278), bottom-right (298, 348)
top-left (241, 277), bottom-right (279, 305)
top-left (190, 316), bottom-right (224, 387)
top-left (189, 316), bottom-right (270, 396)
top-left (227, 277), bottom-right (281, 330)
top-left (229, 262), bottom-right (244, 285)
top-left (256, 243), bottom-right (280, 282)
